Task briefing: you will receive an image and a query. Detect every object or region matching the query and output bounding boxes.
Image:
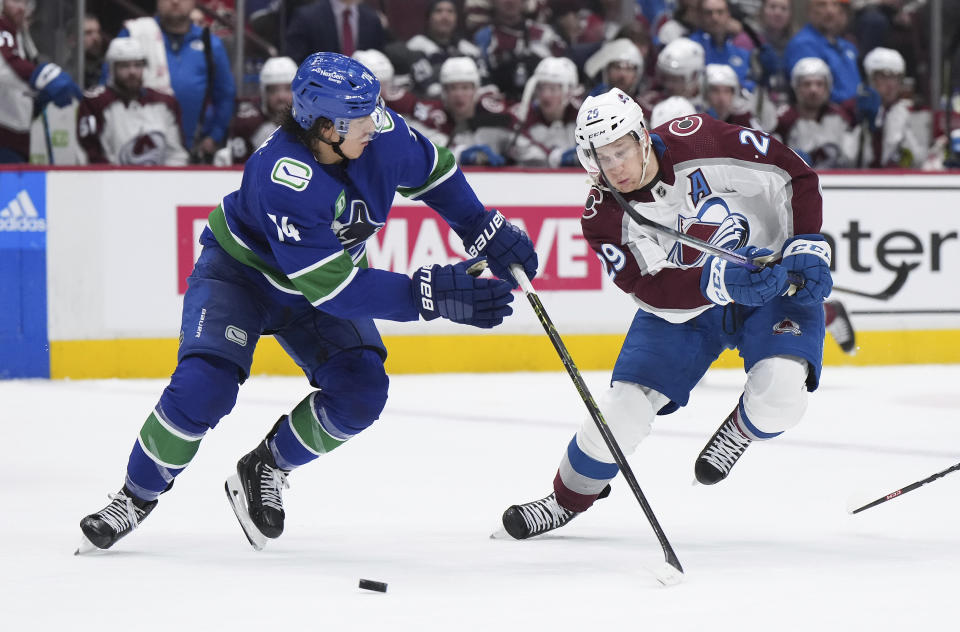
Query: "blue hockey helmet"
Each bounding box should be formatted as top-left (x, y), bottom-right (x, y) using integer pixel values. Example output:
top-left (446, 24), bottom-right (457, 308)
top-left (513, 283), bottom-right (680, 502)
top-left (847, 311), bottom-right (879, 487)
top-left (291, 52), bottom-right (385, 136)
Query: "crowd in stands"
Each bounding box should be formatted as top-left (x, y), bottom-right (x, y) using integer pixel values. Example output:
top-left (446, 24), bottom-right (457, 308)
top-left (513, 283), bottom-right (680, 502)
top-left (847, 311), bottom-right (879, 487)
top-left (2, 0), bottom-right (958, 169)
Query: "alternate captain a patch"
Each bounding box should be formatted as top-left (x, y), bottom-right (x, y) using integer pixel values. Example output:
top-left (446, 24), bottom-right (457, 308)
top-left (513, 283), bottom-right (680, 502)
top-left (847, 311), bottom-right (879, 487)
top-left (687, 168), bottom-right (711, 207)
top-left (773, 318), bottom-right (802, 336)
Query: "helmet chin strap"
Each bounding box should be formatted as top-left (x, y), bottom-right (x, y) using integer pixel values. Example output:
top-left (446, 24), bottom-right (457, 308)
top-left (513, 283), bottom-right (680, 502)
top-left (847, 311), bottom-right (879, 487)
top-left (318, 135), bottom-right (349, 162)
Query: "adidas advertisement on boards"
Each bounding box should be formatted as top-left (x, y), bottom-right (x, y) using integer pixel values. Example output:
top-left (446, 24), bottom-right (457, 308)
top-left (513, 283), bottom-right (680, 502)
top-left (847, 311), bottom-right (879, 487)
top-left (0, 170), bottom-right (48, 379)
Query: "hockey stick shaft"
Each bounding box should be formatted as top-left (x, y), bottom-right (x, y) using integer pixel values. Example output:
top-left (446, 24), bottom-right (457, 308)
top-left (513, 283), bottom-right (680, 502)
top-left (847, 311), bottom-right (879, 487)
top-left (850, 462), bottom-right (960, 514)
top-left (509, 264), bottom-right (683, 574)
top-left (587, 140), bottom-right (804, 288)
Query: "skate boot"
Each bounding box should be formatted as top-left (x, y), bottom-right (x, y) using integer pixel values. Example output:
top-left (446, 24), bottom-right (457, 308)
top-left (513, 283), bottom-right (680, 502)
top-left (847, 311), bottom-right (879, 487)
top-left (78, 486), bottom-right (157, 552)
top-left (225, 436), bottom-right (289, 550)
top-left (695, 412), bottom-right (753, 485)
top-left (825, 300), bottom-right (856, 354)
top-left (501, 485), bottom-right (610, 540)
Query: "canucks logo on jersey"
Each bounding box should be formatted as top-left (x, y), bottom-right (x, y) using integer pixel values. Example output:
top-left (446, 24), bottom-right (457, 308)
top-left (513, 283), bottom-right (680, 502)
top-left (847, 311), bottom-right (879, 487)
top-left (668, 197), bottom-right (749, 268)
top-left (331, 198), bottom-right (385, 260)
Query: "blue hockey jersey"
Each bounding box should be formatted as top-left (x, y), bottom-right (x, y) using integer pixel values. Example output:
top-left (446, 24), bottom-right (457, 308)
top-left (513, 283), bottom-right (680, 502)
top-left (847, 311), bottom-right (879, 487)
top-left (201, 108), bottom-right (486, 322)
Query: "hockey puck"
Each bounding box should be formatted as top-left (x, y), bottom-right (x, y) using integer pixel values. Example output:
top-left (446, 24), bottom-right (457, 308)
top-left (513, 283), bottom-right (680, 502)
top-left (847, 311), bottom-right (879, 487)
top-left (358, 579), bottom-right (388, 593)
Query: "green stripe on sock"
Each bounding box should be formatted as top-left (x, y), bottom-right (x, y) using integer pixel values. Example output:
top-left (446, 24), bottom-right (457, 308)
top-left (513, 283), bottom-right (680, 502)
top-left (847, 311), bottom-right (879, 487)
top-left (289, 394), bottom-right (346, 455)
top-left (138, 412), bottom-right (202, 468)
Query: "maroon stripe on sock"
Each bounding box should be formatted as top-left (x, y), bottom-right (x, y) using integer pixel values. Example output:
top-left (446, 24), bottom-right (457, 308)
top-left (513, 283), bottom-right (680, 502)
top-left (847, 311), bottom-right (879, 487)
top-left (553, 471), bottom-right (599, 513)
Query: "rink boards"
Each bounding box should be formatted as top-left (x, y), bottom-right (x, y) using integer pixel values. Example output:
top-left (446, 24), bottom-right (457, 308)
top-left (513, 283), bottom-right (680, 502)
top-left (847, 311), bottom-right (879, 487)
top-left (2, 167), bottom-right (958, 378)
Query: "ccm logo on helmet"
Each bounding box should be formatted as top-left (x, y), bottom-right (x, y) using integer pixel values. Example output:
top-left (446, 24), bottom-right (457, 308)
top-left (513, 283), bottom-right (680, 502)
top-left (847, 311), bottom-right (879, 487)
top-left (668, 116), bottom-right (703, 136)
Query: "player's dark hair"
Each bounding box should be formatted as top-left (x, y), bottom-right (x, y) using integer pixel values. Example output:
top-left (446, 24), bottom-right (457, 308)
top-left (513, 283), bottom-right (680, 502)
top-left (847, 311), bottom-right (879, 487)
top-left (279, 107), bottom-right (333, 147)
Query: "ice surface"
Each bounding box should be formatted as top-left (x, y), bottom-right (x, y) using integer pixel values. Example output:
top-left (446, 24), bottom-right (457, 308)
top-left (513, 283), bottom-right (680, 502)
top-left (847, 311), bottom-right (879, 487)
top-left (2, 365), bottom-right (958, 630)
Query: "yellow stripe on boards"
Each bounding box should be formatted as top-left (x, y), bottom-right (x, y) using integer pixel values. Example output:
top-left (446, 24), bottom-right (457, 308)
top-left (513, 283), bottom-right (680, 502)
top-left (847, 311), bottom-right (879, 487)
top-left (49, 330), bottom-right (960, 380)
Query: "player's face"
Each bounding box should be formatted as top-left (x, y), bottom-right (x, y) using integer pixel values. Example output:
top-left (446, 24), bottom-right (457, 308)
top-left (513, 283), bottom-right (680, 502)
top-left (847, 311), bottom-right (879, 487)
top-left (594, 134), bottom-right (645, 192)
top-left (660, 72), bottom-right (695, 98)
top-left (536, 82), bottom-right (567, 121)
top-left (707, 85), bottom-right (735, 117)
top-left (265, 83), bottom-right (293, 117)
top-left (333, 115), bottom-right (377, 159)
top-left (444, 82), bottom-right (477, 119)
top-left (871, 71), bottom-right (902, 107)
top-left (607, 62), bottom-right (640, 95)
top-left (795, 76), bottom-right (829, 109)
top-left (114, 60), bottom-right (145, 94)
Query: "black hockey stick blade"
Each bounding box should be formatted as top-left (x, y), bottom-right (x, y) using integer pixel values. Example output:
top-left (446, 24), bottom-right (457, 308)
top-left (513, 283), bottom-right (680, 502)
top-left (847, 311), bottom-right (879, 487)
top-left (509, 264), bottom-right (684, 579)
top-left (586, 140), bottom-right (804, 289)
top-left (831, 262), bottom-right (915, 301)
top-left (848, 461), bottom-right (960, 514)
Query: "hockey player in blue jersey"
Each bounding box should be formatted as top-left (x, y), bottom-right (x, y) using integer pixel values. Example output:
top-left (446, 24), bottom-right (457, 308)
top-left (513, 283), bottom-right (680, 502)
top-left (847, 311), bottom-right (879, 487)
top-left (78, 52), bottom-right (538, 552)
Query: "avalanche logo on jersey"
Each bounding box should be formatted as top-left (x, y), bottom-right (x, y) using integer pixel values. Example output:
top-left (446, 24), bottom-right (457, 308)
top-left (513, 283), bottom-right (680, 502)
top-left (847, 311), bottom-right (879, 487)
top-left (332, 198), bottom-right (384, 256)
top-left (773, 318), bottom-right (802, 336)
top-left (667, 197), bottom-right (749, 268)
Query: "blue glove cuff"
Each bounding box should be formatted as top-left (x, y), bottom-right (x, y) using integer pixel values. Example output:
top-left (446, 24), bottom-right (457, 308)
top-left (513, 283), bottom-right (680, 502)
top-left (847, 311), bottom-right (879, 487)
top-left (782, 235), bottom-right (831, 266)
top-left (30, 63), bottom-right (63, 91)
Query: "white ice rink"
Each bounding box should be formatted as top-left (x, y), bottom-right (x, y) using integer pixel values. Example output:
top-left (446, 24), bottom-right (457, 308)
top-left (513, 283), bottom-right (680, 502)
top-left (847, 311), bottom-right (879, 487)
top-left (3, 365), bottom-right (959, 631)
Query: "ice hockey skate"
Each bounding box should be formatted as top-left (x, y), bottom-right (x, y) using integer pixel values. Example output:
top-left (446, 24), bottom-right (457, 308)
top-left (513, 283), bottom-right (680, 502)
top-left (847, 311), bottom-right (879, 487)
top-left (497, 485), bottom-right (611, 540)
top-left (76, 486), bottom-right (157, 554)
top-left (225, 437), bottom-right (290, 551)
top-left (825, 300), bottom-right (856, 354)
top-left (695, 411), bottom-right (753, 485)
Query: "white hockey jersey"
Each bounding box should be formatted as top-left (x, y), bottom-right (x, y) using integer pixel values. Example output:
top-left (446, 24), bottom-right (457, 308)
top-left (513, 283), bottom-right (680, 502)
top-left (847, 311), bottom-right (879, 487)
top-left (583, 114), bottom-right (823, 323)
top-left (76, 85), bottom-right (188, 166)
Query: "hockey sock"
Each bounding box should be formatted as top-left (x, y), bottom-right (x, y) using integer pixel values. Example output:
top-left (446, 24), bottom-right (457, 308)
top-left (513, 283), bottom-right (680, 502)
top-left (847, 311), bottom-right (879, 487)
top-left (268, 392), bottom-right (359, 470)
top-left (733, 396), bottom-right (782, 441)
top-left (125, 355), bottom-right (241, 501)
top-left (555, 436), bottom-right (619, 512)
top-left (125, 404), bottom-right (204, 501)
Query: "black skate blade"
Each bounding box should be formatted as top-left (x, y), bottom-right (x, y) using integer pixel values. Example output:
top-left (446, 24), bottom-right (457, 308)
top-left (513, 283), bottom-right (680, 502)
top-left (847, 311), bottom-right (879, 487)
top-left (74, 534), bottom-right (100, 556)
top-left (224, 475), bottom-right (267, 552)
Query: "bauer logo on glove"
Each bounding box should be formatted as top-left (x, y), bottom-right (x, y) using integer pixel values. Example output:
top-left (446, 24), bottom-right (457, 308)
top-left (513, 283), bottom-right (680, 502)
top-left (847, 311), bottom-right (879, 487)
top-left (462, 209), bottom-right (538, 288)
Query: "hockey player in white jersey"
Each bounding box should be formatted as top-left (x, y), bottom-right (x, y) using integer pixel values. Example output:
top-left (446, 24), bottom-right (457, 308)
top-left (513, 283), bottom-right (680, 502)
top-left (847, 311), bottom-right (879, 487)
top-left (500, 88), bottom-right (833, 539)
top-left (514, 56), bottom-right (581, 167)
top-left (76, 37), bottom-right (188, 166)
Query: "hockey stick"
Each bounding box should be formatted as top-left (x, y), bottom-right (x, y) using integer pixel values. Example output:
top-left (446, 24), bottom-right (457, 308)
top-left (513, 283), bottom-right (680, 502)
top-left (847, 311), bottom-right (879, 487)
top-left (509, 263), bottom-right (684, 585)
top-left (848, 461), bottom-right (960, 514)
top-left (41, 107), bottom-right (55, 166)
top-left (587, 140), bottom-right (805, 289)
top-left (830, 263), bottom-right (915, 301)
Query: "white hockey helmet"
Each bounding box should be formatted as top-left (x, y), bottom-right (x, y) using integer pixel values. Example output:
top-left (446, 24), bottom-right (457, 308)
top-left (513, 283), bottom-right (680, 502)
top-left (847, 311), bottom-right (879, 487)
top-left (584, 38), bottom-right (644, 81)
top-left (259, 56), bottom-right (298, 87)
top-left (352, 49), bottom-right (395, 84)
top-left (439, 56), bottom-right (481, 87)
top-left (105, 37), bottom-right (146, 64)
top-left (105, 37), bottom-right (146, 87)
top-left (532, 56), bottom-right (579, 92)
top-left (649, 95), bottom-right (697, 128)
top-left (704, 63), bottom-right (739, 90)
top-left (790, 56), bottom-right (833, 92)
top-left (574, 88), bottom-right (649, 183)
top-left (258, 56), bottom-right (297, 114)
top-left (656, 37), bottom-right (705, 83)
top-left (863, 47), bottom-right (905, 77)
